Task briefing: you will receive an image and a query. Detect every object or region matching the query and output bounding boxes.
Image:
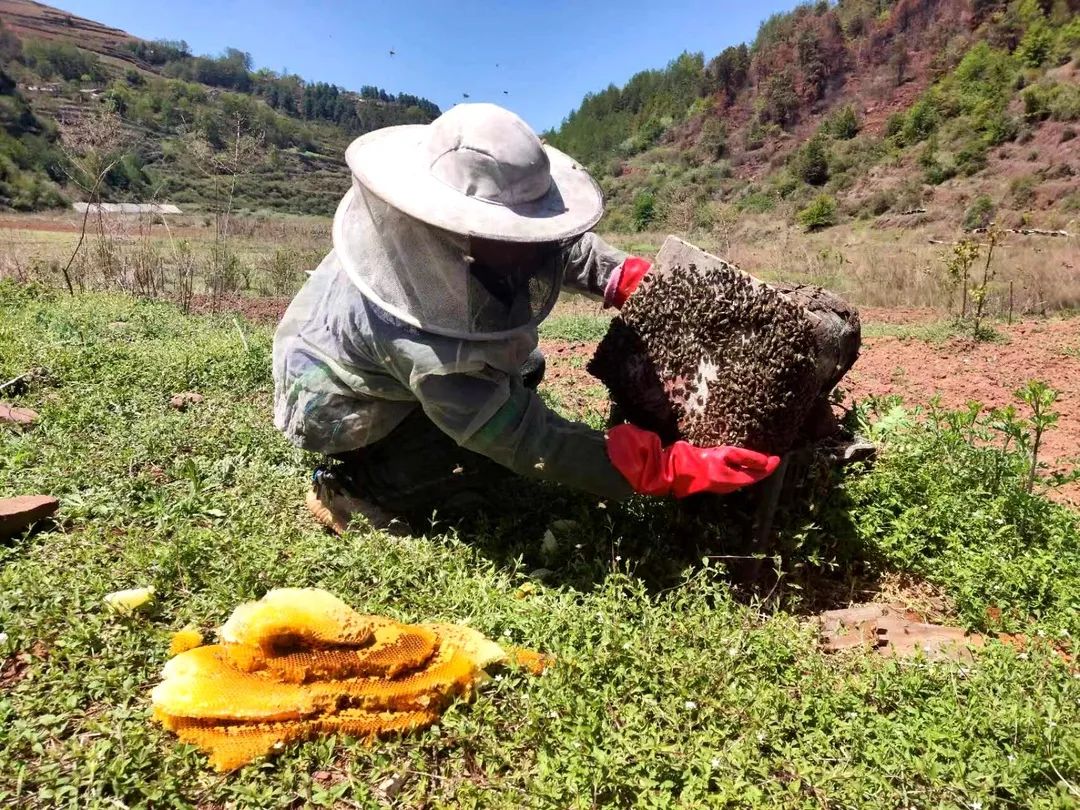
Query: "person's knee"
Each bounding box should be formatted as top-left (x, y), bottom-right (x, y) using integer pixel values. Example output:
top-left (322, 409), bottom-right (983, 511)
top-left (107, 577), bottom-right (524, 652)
top-left (521, 348), bottom-right (546, 390)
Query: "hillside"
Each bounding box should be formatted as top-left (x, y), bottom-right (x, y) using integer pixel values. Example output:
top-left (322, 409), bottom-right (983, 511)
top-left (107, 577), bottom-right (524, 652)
top-left (0, 0), bottom-right (440, 214)
top-left (548, 0), bottom-right (1080, 234)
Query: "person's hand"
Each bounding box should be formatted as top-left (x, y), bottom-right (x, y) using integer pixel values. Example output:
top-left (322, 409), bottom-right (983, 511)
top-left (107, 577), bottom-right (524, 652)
top-left (607, 257), bottom-right (651, 309)
top-left (606, 423), bottom-right (780, 498)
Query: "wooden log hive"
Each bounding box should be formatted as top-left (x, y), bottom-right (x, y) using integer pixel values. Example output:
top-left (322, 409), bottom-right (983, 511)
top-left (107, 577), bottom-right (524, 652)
top-left (589, 237), bottom-right (861, 455)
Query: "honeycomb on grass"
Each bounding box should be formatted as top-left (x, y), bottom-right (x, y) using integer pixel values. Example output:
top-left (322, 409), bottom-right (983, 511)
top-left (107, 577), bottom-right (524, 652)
top-left (151, 588), bottom-right (549, 771)
top-left (589, 242), bottom-right (836, 455)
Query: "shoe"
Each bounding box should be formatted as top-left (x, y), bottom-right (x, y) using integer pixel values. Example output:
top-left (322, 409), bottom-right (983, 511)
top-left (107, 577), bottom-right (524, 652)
top-left (306, 467), bottom-right (410, 536)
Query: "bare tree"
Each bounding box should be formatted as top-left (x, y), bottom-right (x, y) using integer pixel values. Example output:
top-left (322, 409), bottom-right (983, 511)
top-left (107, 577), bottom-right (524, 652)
top-left (180, 113), bottom-right (265, 306)
top-left (58, 102), bottom-right (130, 294)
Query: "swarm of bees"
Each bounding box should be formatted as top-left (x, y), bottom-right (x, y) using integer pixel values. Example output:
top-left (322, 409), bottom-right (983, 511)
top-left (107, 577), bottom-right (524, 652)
top-left (589, 257), bottom-right (823, 455)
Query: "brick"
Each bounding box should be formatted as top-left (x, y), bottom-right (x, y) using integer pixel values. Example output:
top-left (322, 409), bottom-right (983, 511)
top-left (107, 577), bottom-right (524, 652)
top-left (0, 403), bottom-right (39, 427)
top-left (0, 495), bottom-right (59, 538)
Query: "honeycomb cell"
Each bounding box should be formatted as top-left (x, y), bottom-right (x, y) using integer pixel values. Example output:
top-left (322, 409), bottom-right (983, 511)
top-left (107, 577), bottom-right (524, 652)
top-left (324, 644), bottom-right (479, 711)
top-left (169, 707), bottom-right (442, 772)
top-left (168, 627), bottom-right (204, 656)
top-left (422, 623), bottom-right (508, 670)
top-left (264, 623), bottom-right (438, 683)
top-left (152, 645), bottom-right (332, 722)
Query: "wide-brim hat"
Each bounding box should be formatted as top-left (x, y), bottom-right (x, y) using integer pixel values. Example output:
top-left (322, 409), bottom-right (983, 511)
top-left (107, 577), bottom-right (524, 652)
top-left (341, 103), bottom-right (604, 243)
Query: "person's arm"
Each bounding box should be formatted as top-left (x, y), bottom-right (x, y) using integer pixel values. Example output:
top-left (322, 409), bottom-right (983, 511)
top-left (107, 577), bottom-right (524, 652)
top-left (560, 233), bottom-right (651, 307)
top-left (413, 367), bottom-right (635, 499)
top-left (411, 366), bottom-right (779, 501)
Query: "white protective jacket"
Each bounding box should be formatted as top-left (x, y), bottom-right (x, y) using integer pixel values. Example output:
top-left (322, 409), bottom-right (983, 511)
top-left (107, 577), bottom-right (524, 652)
top-left (272, 232), bottom-right (635, 499)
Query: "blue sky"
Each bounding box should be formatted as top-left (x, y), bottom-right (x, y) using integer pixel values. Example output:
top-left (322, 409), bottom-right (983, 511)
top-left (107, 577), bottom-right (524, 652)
top-left (54, 0), bottom-right (801, 132)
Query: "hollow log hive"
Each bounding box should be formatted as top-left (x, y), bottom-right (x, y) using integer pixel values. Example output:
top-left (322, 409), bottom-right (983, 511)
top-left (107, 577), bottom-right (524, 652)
top-left (589, 237), bottom-right (860, 454)
top-left (151, 588), bottom-right (547, 771)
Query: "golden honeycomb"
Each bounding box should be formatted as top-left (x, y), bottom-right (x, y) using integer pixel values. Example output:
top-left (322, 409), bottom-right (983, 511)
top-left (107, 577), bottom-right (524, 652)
top-left (151, 588), bottom-right (547, 771)
top-left (218, 587), bottom-right (377, 651)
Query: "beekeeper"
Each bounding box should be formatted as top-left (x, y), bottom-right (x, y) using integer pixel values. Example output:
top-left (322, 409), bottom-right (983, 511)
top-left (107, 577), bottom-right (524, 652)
top-left (273, 103), bottom-right (779, 533)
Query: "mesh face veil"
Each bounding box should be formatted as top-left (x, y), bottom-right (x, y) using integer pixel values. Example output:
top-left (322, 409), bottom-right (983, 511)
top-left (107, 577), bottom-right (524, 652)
top-left (334, 182), bottom-right (562, 340)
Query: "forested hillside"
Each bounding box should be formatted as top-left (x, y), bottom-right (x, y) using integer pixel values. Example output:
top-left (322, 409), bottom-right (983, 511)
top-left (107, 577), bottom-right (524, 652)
top-left (0, 0), bottom-right (440, 214)
top-left (547, 0), bottom-right (1080, 233)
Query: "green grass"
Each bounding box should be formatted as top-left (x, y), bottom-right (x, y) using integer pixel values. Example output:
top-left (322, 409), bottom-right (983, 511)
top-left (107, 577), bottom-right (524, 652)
top-left (538, 312), bottom-right (613, 343)
top-left (863, 319), bottom-right (1007, 344)
top-left (1, 283), bottom-right (1078, 808)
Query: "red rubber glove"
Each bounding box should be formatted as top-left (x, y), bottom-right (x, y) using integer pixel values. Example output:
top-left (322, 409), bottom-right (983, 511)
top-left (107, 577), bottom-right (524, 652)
top-left (606, 423), bottom-right (781, 498)
top-left (606, 257), bottom-right (651, 309)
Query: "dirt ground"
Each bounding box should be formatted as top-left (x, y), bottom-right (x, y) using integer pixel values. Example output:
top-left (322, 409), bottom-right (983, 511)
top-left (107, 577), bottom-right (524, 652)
top-left (843, 316), bottom-right (1080, 505)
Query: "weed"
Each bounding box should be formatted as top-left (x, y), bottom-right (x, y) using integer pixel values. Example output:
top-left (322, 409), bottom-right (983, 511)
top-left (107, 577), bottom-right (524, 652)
top-left (862, 320), bottom-right (977, 343)
top-left (1015, 380), bottom-right (1060, 493)
top-left (970, 224), bottom-right (1002, 340)
top-left (942, 238), bottom-right (981, 319)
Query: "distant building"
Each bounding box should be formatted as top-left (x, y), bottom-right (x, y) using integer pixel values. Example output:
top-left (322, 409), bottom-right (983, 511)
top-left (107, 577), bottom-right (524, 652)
top-left (72, 203), bottom-right (183, 215)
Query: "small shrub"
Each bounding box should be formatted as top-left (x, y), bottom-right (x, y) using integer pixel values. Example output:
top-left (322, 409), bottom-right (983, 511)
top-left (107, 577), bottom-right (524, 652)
top-left (824, 104), bottom-right (860, 139)
top-left (956, 142), bottom-right (989, 176)
top-left (901, 97), bottom-right (939, 145)
top-left (1015, 21), bottom-right (1053, 68)
top-left (1009, 175), bottom-right (1038, 208)
top-left (792, 135), bottom-right (830, 186)
top-left (697, 117), bottom-right (727, 160)
top-left (963, 194), bottom-right (995, 230)
top-left (735, 188), bottom-right (775, 213)
top-left (885, 112), bottom-right (905, 139)
top-left (861, 188), bottom-right (897, 217)
top-left (743, 118), bottom-right (769, 150)
top-left (631, 190), bottom-right (656, 231)
top-left (797, 193), bottom-right (838, 231)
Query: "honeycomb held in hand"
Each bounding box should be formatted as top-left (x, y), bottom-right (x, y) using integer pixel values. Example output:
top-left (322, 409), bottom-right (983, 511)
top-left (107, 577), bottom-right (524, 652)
top-left (151, 588), bottom-right (546, 771)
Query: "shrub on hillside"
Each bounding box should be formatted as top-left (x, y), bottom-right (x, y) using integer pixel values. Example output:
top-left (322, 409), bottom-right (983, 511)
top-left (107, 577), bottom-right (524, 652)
top-left (735, 188), bottom-right (776, 213)
top-left (1022, 80), bottom-right (1080, 122)
top-left (632, 190), bottom-right (656, 231)
top-left (791, 135), bottom-right (831, 185)
top-left (1010, 175), bottom-right (1037, 208)
top-left (963, 194), bottom-right (995, 229)
top-left (823, 104), bottom-right (860, 139)
top-left (797, 193), bottom-right (837, 231)
top-left (900, 97), bottom-right (939, 145)
top-left (1015, 20), bottom-right (1054, 67)
top-left (21, 38), bottom-right (105, 82)
top-left (697, 117), bottom-right (727, 160)
top-left (744, 118), bottom-right (768, 150)
top-left (956, 142), bottom-right (989, 176)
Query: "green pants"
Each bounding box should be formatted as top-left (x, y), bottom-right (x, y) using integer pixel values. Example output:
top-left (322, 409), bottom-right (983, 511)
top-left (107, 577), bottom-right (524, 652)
top-left (330, 349), bottom-right (545, 516)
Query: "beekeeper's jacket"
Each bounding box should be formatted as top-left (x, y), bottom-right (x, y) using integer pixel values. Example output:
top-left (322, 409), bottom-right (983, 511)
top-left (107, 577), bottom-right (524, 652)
top-left (272, 231), bottom-right (635, 499)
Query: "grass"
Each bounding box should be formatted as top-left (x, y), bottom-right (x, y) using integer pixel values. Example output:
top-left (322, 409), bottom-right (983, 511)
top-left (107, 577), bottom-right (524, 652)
top-left (1, 283), bottom-right (1078, 808)
top-left (862, 319), bottom-right (1008, 343)
top-left (538, 311), bottom-right (613, 343)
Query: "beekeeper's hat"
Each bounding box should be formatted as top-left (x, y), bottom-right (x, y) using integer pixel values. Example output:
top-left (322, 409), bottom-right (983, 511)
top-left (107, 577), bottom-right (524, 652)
top-left (340, 103), bottom-right (604, 243)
